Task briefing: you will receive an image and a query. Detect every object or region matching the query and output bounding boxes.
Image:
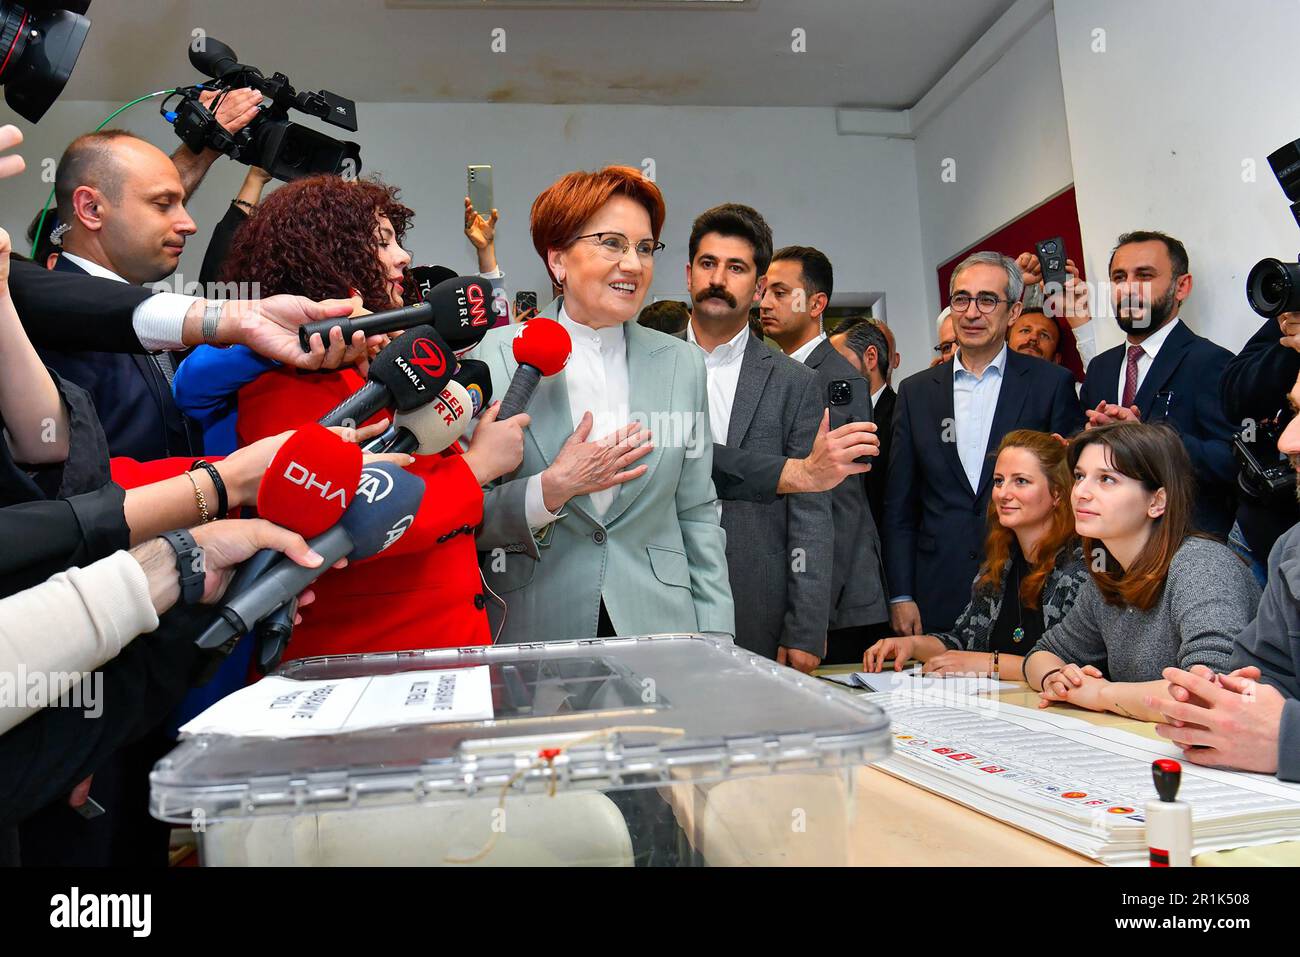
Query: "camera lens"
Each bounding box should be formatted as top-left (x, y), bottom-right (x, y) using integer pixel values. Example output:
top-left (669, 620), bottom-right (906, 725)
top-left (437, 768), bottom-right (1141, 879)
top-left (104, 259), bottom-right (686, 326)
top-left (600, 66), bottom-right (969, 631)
top-left (1247, 258), bottom-right (1300, 318)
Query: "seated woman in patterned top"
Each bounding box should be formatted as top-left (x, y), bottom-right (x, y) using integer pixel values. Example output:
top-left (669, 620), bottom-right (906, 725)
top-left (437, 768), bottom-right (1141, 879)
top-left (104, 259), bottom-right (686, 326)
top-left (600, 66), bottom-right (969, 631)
top-left (864, 430), bottom-right (1087, 681)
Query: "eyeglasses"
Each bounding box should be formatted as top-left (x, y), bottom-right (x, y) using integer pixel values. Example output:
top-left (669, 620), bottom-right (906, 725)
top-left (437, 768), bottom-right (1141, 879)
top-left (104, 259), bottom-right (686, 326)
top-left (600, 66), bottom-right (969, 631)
top-left (950, 293), bottom-right (1013, 314)
top-left (572, 232), bottom-right (666, 263)
top-left (933, 339), bottom-right (958, 355)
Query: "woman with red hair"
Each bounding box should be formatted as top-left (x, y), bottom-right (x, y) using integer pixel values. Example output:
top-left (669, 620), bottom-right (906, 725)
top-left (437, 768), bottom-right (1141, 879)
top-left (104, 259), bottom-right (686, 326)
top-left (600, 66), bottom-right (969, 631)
top-left (226, 174), bottom-right (528, 659)
top-left (472, 166), bottom-right (734, 642)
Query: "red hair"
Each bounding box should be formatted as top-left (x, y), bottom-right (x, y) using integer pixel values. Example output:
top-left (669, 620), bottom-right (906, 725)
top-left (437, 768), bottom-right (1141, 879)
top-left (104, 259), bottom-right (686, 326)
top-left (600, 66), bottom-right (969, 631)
top-left (530, 166), bottom-right (666, 286)
top-left (221, 174), bottom-right (414, 311)
top-left (976, 430), bottom-right (1078, 609)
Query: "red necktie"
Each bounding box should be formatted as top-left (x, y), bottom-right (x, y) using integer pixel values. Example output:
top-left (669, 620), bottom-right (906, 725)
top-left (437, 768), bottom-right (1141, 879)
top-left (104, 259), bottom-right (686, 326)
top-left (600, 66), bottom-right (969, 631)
top-left (1121, 344), bottom-right (1144, 408)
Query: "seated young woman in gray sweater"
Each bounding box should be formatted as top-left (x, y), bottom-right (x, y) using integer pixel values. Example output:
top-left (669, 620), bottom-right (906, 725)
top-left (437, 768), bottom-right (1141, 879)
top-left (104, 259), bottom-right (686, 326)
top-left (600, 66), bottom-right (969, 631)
top-left (864, 430), bottom-right (1089, 681)
top-left (1026, 422), bottom-right (1261, 721)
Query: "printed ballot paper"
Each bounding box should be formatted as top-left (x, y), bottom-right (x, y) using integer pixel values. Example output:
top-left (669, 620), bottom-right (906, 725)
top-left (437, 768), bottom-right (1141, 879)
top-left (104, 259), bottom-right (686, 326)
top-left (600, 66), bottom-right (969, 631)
top-left (873, 691), bottom-right (1300, 865)
top-left (180, 667), bottom-right (495, 738)
top-left (823, 669), bottom-right (1017, 695)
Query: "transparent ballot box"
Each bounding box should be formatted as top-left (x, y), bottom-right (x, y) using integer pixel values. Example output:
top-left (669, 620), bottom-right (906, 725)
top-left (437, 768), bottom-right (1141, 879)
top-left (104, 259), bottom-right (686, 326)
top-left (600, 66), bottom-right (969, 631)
top-left (151, 634), bottom-right (891, 866)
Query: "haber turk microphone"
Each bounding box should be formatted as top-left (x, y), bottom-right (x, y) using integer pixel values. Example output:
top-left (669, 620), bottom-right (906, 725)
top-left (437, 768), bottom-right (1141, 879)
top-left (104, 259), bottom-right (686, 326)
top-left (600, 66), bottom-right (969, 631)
top-left (364, 359), bottom-right (493, 455)
top-left (195, 462), bottom-right (424, 651)
top-left (317, 324), bottom-right (454, 428)
top-left (496, 317), bottom-right (571, 419)
top-left (297, 274), bottom-right (494, 352)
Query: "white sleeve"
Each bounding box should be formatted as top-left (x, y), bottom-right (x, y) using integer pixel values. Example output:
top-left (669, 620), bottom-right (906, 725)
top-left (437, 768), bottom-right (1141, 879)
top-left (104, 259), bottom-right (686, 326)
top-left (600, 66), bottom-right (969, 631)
top-left (132, 292), bottom-right (200, 352)
top-left (1071, 319), bottom-right (1098, 372)
top-left (524, 472), bottom-right (564, 530)
top-left (0, 550), bottom-right (158, 736)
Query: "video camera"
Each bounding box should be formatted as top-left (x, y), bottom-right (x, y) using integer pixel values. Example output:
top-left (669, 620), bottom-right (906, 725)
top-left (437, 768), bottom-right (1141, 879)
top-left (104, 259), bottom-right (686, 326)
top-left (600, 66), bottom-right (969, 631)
top-left (164, 36), bottom-right (360, 183)
top-left (1247, 139), bottom-right (1300, 318)
top-left (0, 1), bottom-right (91, 123)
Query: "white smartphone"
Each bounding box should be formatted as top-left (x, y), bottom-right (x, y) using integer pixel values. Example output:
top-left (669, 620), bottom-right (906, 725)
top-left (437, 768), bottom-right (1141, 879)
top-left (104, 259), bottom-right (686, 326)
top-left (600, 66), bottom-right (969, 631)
top-left (467, 164), bottom-right (494, 215)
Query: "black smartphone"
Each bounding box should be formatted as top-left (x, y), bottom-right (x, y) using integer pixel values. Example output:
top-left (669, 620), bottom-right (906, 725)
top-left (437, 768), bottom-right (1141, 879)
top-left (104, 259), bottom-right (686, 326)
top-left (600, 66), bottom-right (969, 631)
top-left (1035, 236), bottom-right (1068, 315)
top-left (828, 379), bottom-right (870, 464)
top-left (515, 290), bottom-right (538, 317)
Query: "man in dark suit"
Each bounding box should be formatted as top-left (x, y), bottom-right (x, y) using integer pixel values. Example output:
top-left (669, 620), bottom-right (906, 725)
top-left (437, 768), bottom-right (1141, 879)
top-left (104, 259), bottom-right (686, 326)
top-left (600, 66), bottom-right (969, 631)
top-left (1079, 231), bottom-right (1237, 538)
top-left (36, 130), bottom-right (202, 460)
top-left (832, 318), bottom-right (896, 532)
top-left (885, 251), bottom-right (1085, 636)
top-left (682, 205), bottom-right (832, 672)
top-left (762, 247), bottom-right (888, 663)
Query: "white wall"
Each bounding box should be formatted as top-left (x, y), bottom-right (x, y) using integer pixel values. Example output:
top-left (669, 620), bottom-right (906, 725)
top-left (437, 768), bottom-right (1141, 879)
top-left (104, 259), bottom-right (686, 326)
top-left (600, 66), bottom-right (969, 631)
top-left (0, 100), bottom-right (930, 376)
top-left (913, 10), bottom-right (1075, 345)
top-left (1054, 0), bottom-right (1300, 357)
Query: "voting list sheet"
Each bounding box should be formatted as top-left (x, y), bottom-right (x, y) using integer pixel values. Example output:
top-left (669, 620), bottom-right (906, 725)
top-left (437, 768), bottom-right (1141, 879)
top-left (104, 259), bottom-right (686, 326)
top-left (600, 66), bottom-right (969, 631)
top-left (179, 667), bottom-right (495, 738)
top-left (872, 691), bottom-right (1300, 865)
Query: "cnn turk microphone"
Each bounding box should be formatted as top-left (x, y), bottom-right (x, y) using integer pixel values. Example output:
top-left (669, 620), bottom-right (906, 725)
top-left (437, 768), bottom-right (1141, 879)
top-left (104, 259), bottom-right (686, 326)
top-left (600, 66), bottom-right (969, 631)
top-left (496, 317), bottom-right (571, 420)
top-left (364, 359), bottom-right (493, 455)
top-left (297, 274), bottom-right (494, 352)
top-left (195, 462), bottom-right (424, 651)
top-left (317, 324), bottom-right (454, 428)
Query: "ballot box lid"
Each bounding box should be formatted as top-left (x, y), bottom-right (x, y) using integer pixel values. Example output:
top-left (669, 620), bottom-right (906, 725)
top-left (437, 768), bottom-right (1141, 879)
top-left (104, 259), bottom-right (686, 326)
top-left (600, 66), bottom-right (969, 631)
top-left (151, 634), bottom-right (890, 823)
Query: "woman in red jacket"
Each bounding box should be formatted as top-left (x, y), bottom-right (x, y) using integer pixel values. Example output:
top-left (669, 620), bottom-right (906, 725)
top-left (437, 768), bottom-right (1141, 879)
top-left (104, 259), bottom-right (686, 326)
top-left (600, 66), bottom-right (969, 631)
top-left (223, 175), bottom-right (527, 658)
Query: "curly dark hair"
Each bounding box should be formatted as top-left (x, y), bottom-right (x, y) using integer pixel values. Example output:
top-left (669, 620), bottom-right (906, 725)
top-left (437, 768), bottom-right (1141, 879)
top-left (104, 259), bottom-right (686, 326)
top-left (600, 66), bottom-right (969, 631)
top-left (221, 174), bottom-right (415, 311)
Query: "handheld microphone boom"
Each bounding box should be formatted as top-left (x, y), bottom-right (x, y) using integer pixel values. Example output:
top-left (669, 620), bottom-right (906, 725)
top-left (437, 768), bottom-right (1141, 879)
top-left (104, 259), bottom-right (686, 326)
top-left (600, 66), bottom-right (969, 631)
top-left (496, 317), bottom-right (572, 420)
top-left (297, 274), bottom-right (494, 352)
top-left (196, 462), bottom-right (424, 652)
top-left (317, 324), bottom-right (454, 428)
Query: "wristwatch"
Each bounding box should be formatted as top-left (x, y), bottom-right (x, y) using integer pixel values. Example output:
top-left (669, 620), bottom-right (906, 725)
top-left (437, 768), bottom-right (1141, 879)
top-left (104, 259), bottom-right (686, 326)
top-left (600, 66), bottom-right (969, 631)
top-left (160, 529), bottom-right (206, 605)
top-left (201, 300), bottom-right (225, 346)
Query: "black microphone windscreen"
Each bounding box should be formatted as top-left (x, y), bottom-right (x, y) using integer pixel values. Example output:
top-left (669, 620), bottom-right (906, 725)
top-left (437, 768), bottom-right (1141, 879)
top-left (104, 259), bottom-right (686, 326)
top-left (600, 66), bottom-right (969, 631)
top-left (423, 274), bottom-right (494, 350)
top-left (367, 324), bottom-right (455, 412)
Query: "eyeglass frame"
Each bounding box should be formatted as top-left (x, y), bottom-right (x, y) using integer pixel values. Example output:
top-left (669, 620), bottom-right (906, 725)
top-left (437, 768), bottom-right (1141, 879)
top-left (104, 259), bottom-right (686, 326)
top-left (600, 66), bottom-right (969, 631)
top-left (570, 231), bottom-right (666, 261)
top-left (949, 292), bottom-right (1015, 315)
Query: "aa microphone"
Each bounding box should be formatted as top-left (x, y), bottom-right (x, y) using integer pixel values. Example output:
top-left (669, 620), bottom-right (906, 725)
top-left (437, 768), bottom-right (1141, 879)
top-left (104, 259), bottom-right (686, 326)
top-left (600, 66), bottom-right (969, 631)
top-left (297, 274), bottom-right (494, 353)
top-left (317, 324), bottom-right (454, 429)
top-left (196, 462), bottom-right (424, 652)
top-left (192, 426), bottom-right (363, 669)
top-left (496, 317), bottom-right (572, 420)
top-left (364, 359), bottom-right (493, 455)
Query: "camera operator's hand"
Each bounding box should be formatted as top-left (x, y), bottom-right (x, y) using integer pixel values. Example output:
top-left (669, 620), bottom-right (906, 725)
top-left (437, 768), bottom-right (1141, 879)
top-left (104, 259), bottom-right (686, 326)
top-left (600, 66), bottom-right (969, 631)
top-left (0, 124), bottom-right (25, 179)
top-left (1278, 312), bottom-right (1300, 354)
top-left (197, 295), bottom-right (384, 370)
top-left (199, 87), bottom-right (263, 136)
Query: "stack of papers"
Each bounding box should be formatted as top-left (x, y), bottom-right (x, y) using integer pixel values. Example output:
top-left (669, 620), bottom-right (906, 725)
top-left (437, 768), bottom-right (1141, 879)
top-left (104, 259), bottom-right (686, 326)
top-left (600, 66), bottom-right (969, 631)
top-left (180, 666), bottom-right (495, 738)
top-left (872, 691), bottom-right (1300, 865)
top-left (823, 669), bottom-right (1017, 695)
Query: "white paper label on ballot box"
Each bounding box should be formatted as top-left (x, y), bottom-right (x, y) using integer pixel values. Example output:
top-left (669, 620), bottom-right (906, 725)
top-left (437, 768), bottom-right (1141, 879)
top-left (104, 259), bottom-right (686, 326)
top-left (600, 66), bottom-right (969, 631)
top-left (179, 666), bottom-right (495, 737)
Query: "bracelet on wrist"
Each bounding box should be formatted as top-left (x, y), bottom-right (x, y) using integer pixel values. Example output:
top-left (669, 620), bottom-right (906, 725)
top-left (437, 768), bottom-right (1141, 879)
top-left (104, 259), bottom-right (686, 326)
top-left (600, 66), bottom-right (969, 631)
top-left (190, 459), bottom-right (229, 518)
top-left (183, 470), bottom-right (211, 524)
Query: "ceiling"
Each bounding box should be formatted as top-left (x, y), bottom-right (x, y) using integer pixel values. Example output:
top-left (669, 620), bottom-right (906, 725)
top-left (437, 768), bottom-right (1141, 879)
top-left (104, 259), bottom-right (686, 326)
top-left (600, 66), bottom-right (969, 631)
top-left (64, 0), bottom-right (1017, 108)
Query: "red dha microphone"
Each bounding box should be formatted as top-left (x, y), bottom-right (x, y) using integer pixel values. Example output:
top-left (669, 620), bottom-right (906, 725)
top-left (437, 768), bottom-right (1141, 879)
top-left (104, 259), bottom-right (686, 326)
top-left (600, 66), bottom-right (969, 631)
top-left (257, 423), bottom-right (364, 537)
top-left (495, 317), bottom-right (572, 419)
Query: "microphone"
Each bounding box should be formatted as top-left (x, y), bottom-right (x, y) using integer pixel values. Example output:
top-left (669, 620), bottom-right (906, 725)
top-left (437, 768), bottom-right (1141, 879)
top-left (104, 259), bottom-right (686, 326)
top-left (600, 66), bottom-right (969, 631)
top-left (317, 324), bottom-right (454, 429)
top-left (364, 359), bottom-right (493, 456)
top-left (192, 426), bottom-right (363, 670)
top-left (297, 274), bottom-right (494, 353)
top-left (196, 462), bottom-right (424, 652)
top-left (410, 264), bottom-right (458, 302)
top-left (496, 317), bottom-right (572, 420)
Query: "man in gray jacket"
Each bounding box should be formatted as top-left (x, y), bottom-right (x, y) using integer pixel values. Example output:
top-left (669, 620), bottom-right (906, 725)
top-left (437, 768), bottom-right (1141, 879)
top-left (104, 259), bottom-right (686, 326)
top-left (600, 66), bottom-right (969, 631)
top-left (1154, 371), bottom-right (1300, 781)
top-left (760, 245), bottom-right (889, 664)
top-left (682, 205), bottom-right (832, 672)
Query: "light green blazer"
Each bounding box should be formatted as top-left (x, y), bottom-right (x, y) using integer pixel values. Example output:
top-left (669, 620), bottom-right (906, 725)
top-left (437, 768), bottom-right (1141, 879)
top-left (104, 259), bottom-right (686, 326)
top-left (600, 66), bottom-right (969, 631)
top-left (470, 299), bottom-right (734, 642)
